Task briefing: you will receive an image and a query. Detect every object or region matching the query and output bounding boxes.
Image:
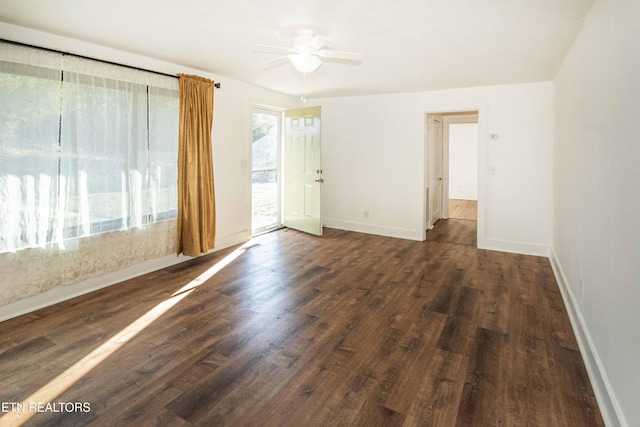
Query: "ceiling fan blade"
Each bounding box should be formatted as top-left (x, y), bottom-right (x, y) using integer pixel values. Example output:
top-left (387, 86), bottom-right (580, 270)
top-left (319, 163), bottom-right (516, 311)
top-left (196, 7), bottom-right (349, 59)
top-left (261, 56), bottom-right (290, 69)
top-left (315, 50), bottom-right (362, 61)
top-left (251, 44), bottom-right (293, 55)
top-left (309, 36), bottom-right (329, 50)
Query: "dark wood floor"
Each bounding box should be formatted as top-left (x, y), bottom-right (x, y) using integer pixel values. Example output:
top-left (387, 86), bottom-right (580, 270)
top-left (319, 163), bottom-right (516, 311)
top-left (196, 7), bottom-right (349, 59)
top-left (427, 218), bottom-right (477, 247)
top-left (0, 227), bottom-right (603, 426)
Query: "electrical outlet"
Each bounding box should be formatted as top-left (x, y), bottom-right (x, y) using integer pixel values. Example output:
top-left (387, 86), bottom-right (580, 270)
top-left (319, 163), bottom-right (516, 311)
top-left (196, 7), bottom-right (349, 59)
top-left (364, 211), bottom-right (369, 219)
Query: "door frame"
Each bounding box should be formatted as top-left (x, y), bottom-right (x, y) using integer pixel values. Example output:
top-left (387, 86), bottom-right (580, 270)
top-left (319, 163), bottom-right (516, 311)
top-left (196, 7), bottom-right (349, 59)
top-left (250, 104), bottom-right (285, 236)
top-left (422, 109), bottom-right (484, 246)
top-left (427, 114), bottom-right (444, 229)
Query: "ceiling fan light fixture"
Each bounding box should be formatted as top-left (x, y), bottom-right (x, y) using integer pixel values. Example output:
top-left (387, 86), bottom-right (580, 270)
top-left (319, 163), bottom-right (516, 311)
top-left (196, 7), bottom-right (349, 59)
top-left (254, 28), bottom-right (360, 75)
top-left (289, 52), bottom-right (322, 73)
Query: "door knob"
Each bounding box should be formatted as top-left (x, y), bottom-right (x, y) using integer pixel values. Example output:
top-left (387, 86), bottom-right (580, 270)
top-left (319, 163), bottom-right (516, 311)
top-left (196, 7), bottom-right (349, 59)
top-left (315, 178), bottom-right (324, 183)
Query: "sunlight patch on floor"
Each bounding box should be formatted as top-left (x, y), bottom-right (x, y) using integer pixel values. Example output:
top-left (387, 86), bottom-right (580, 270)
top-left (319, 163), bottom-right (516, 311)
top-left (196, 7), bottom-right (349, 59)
top-left (0, 237), bottom-right (261, 425)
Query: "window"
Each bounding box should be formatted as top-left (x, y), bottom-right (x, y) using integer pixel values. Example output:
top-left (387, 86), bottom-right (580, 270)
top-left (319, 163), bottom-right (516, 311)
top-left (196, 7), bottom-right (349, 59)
top-left (0, 42), bottom-right (179, 253)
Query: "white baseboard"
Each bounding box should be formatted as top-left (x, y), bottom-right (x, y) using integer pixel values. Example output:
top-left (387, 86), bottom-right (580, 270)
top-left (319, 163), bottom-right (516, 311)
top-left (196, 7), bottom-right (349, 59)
top-left (448, 194), bottom-right (477, 201)
top-left (323, 218), bottom-right (419, 241)
top-left (0, 232), bottom-right (249, 323)
top-left (478, 238), bottom-right (550, 257)
top-left (549, 248), bottom-right (625, 427)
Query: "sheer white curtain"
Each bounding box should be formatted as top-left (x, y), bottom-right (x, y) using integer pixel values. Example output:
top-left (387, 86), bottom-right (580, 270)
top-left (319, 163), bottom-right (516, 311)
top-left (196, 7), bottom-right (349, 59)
top-left (148, 86), bottom-right (180, 222)
top-left (0, 43), bottom-right (62, 252)
top-left (0, 42), bottom-right (178, 253)
top-left (61, 57), bottom-right (150, 239)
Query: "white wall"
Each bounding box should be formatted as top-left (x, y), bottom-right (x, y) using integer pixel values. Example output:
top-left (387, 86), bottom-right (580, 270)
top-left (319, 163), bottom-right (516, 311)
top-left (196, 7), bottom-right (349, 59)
top-left (0, 23), bottom-right (297, 320)
top-left (315, 81), bottom-right (554, 255)
top-left (552, 0), bottom-right (640, 425)
top-left (449, 123), bottom-right (478, 200)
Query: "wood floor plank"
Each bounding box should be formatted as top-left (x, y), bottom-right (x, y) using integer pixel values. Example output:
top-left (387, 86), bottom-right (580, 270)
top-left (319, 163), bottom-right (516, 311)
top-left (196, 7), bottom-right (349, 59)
top-left (0, 227), bottom-right (604, 426)
top-left (402, 349), bottom-right (468, 426)
top-left (436, 286), bottom-right (484, 356)
top-left (456, 327), bottom-right (510, 426)
top-left (350, 399), bottom-right (406, 426)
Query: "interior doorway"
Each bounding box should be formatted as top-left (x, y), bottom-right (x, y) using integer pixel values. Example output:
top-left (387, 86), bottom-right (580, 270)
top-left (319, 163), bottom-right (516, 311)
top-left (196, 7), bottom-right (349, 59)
top-left (425, 111), bottom-right (478, 246)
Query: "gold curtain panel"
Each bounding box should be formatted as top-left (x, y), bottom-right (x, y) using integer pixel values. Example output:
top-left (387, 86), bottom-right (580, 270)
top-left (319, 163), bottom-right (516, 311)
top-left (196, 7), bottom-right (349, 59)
top-left (176, 74), bottom-right (216, 257)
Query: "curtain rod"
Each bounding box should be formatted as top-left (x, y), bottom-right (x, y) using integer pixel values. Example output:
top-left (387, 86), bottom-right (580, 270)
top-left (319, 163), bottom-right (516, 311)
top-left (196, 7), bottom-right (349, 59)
top-left (0, 38), bottom-right (221, 88)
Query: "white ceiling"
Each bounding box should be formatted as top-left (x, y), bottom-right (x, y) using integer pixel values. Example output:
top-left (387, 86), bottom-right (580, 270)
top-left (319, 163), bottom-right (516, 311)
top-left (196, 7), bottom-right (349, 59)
top-left (0, 0), bottom-right (594, 98)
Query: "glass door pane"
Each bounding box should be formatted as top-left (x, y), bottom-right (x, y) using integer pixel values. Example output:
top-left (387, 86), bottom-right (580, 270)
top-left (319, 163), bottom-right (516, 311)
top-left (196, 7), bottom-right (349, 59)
top-left (252, 108), bottom-right (281, 234)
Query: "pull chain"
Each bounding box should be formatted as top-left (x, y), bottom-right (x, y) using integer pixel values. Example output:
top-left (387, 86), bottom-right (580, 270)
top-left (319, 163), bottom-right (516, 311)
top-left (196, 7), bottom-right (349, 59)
top-left (301, 72), bottom-right (307, 103)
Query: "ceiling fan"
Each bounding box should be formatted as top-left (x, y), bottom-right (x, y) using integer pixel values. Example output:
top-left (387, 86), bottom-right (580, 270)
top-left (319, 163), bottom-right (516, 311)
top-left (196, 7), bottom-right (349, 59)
top-left (253, 29), bottom-right (362, 74)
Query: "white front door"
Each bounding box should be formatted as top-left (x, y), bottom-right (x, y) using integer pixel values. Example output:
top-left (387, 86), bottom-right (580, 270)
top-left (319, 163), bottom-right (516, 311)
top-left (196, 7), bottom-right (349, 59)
top-left (283, 106), bottom-right (322, 236)
top-left (429, 116), bottom-right (443, 226)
